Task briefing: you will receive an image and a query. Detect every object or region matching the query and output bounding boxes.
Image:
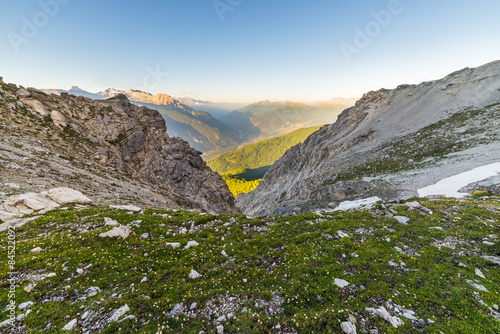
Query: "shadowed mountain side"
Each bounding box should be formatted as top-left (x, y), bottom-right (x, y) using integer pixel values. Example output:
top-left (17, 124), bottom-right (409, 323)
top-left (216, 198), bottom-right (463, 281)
top-left (237, 60), bottom-right (500, 216)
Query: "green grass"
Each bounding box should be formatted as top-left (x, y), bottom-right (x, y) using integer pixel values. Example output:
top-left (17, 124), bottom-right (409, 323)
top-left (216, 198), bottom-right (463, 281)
top-left (209, 125), bottom-right (325, 197)
top-left (1, 197), bottom-right (499, 333)
top-left (208, 125), bottom-right (324, 174)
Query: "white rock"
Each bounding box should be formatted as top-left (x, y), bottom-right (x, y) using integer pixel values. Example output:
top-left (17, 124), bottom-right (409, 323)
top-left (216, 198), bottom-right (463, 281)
top-left (367, 306), bottom-right (404, 328)
top-left (170, 303), bottom-right (184, 317)
top-left (85, 286), bottom-right (101, 297)
top-left (76, 268), bottom-right (84, 275)
top-left (104, 217), bottom-right (120, 226)
top-left (118, 315), bottom-right (136, 322)
top-left (388, 315), bottom-right (405, 327)
top-left (221, 250), bottom-right (228, 257)
top-left (394, 216), bottom-right (410, 225)
top-left (141, 233), bottom-right (149, 240)
top-left (190, 302), bottom-right (197, 310)
top-left (110, 205), bottom-right (142, 212)
top-left (109, 304), bottom-right (130, 322)
top-left (429, 226), bottom-right (443, 230)
top-left (405, 201), bottom-right (422, 209)
top-left (467, 280), bottom-right (488, 292)
top-left (389, 261), bottom-right (399, 267)
top-left (493, 304), bottom-right (499, 311)
top-left (217, 325), bottom-right (224, 334)
top-left (185, 240), bottom-right (199, 249)
top-left (403, 312), bottom-right (418, 321)
top-left (482, 256), bottom-right (500, 266)
top-left (81, 311), bottom-right (89, 320)
top-left (18, 301), bottom-right (34, 310)
top-left (341, 321), bottom-right (357, 334)
top-left (166, 242), bottom-right (181, 249)
top-left (46, 188), bottom-right (92, 205)
top-left (30, 247), bottom-right (43, 253)
top-left (337, 230), bottom-right (350, 238)
top-left (0, 216), bottom-right (40, 232)
top-left (394, 246), bottom-right (405, 255)
top-left (189, 269), bottom-right (202, 279)
top-left (0, 319), bottom-right (14, 327)
top-left (0, 188), bottom-right (92, 223)
top-left (22, 99), bottom-right (50, 117)
top-left (334, 278), bottom-right (350, 288)
top-left (475, 268), bottom-right (486, 279)
top-left (348, 314), bottom-right (357, 323)
top-left (24, 284), bottom-right (36, 292)
top-left (140, 277), bottom-right (148, 283)
top-left (62, 318), bottom-right (77, 330)
top-left (17, 309), bottom-right (31, 321)
top-left (216, 315), bottom-right (226, 322)
top-left (99, 226), bottom-right (131, 239)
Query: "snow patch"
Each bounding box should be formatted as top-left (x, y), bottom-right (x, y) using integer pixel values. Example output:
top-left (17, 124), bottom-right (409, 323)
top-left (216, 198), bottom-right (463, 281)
top-left (334, 197), bottom-right (381, 211)
top-left (418, 162), bottom-right (500, 198)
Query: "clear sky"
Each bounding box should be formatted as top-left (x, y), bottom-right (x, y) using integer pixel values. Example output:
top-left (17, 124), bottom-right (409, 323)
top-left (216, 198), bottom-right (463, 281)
top-left (1, 0), bottom-right (499, 103)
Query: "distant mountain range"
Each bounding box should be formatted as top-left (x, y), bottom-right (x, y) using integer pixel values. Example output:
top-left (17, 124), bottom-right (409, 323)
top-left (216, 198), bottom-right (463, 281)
top-left (221, 101), bottom-right (350, 144)
top-left (42, 87), bottom-right (243, 153)
top-left (308, 97), bottom-right (358, 106)
top-left (174, 97), bottom-right (245, 119)
top-left (42, 86), bottom-right (353, 157)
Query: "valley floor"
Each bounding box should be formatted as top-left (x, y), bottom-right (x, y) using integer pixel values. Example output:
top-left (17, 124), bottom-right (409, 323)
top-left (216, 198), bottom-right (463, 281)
top-left (1, 195), bottom-right (500, 333)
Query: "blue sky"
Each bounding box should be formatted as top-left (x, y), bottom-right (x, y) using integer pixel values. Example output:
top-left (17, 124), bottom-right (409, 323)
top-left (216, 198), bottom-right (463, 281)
top-left (1, 0), bottom-right (499, 103)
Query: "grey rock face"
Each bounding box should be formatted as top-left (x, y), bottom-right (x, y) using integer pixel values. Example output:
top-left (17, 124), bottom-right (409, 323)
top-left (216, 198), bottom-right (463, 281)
top-left (0, 86), bottom-right (235, 213)
top-left (237, 60), bottom-right (500, 216)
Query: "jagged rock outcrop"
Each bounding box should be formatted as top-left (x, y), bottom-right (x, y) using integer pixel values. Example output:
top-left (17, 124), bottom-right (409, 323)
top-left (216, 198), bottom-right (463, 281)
top-left (0, 78), bottom-right (235, 213)
top-left (237, 60), bottom-right (500, 216)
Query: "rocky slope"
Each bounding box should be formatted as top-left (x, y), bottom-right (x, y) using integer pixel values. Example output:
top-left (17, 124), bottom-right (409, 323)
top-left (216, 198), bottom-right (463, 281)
top-left (0, 78), bottom-right (235, 213)
top-left (237, 60), bottom-right (500, 216)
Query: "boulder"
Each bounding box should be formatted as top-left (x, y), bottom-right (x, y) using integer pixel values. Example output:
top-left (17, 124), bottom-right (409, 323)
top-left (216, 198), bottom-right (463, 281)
top-left (99, 226), bottom-right (131, 239)
top-left (109, 304), bottom-right (130, 322)
top-left (62, 319), bottom-right (77, 331)
top-left (0, 188), bottom-right (92, 222)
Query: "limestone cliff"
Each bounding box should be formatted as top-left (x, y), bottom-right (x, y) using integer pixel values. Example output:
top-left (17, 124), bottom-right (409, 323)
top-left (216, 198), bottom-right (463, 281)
top-left (0, 80), bottom-right (235, 213)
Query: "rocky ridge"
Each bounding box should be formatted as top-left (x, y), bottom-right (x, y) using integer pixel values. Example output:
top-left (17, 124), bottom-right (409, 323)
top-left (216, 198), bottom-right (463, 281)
top-left (237, 60), bottom-right (500, 216)
top-left (0, 78), bottom-right (235, 213)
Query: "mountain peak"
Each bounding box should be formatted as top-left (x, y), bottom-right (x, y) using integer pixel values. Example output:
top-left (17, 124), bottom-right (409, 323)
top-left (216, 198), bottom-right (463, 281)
top-left (152, 93), bottom-right (175, 105)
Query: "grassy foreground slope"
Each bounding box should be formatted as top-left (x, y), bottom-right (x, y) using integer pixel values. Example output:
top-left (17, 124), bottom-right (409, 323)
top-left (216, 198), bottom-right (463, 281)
top-left (1, 195), bottom-right (500, 333)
